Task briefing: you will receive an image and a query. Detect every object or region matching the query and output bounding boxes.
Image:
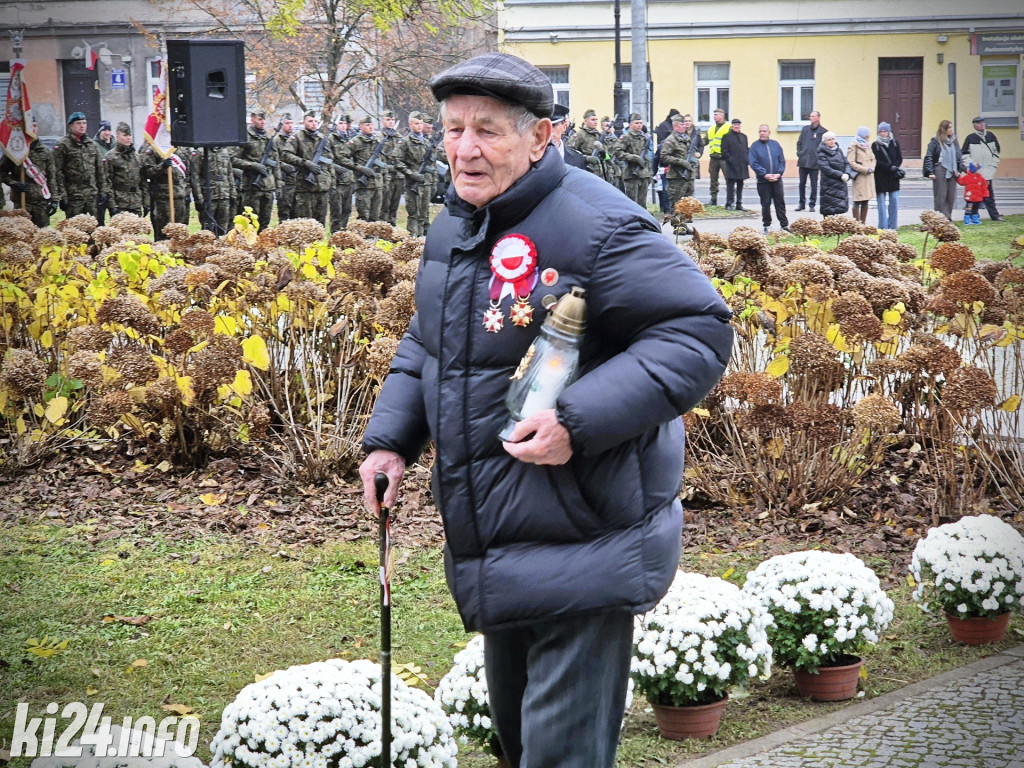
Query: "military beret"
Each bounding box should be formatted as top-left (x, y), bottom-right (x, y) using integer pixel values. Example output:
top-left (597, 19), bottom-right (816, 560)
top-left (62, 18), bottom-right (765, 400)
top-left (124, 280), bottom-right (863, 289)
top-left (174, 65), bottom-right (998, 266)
top-left (98, 120), bottom-right (111, 131)
top-left (628, 112), bottom-right (642, 122)
top-left (250, 108), bottom-right (266, 117)
top-left (422, 114), bottom-right (435, 125)
top-left (583, 109), bottom-right (596, 119)
top-left (116, 122), bottom-right (132, 134)
top-left (359, 115), bottom-right (374, 125)
top-left (550, 103), bottom-right (570, 125)
top-left (731, 118), bottom-right (742, 125)
top-left (381, 109), bottom-right (395, 118)
top-left (280, 112), bottom-right (292, 120)
top-left (971, 116), bottom-right (985, 124)
top-left (303, 109), bottom-right (317, 119)
top-left (408, 111), bottom-right (423, 121)
top-left (670, 114), bottom-right (685, 123)
top-left (429, 52), bottom-right (553, 119)
top-left (67, 111), bottom-right (87, 125)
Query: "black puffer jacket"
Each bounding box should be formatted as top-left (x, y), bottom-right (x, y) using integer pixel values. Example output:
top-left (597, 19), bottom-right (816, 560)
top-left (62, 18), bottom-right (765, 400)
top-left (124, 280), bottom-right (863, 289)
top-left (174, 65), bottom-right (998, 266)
top-left (872, 139), bottom-right (903, 194)
top-left (817, 143), bottom-right (849, 216)
top-left (362, 146), bottom-right (733, 632)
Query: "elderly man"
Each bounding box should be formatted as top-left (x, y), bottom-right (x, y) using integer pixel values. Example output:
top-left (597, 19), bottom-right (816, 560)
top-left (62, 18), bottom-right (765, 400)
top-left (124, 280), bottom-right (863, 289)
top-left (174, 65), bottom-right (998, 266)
top-left (961, 116), bottom-right (1003, 222)
top-left (358, 52), bottom-right (732, 768)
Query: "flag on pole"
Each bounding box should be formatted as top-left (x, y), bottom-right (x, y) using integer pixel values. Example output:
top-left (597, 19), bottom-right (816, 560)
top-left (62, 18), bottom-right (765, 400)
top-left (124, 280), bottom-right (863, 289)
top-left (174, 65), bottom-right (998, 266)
top-left (0, 59), bottom-right (36, 166)
top-left (143, 57), bottom-right (174, 159)
top-left (84, 40), bottom-right (98, 71)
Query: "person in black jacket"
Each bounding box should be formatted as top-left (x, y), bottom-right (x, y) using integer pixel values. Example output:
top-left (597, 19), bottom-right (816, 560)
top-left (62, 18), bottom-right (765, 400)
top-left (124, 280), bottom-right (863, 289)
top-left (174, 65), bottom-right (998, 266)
top-left (359, 53), bottom-right (732, 768)
top-left (872, 122), bottom-right (903, 229)
top-left (549, 103), bottom-right (587, 169)
top-left (720, 118), bottom-right (750, 211)
top-left (817, 131), bottom-right (850, 216)
top-left (654, 108), bottom-right (681, 213)
top-left (923, 119), bottom-right (963, 220)
top-left (795, 110), bottom-right (826, 211)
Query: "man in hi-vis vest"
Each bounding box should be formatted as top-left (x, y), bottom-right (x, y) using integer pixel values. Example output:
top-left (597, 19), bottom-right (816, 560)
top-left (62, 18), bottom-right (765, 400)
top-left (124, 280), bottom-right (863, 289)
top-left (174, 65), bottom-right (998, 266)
top-left (705, 107), bottom-right (730, 207)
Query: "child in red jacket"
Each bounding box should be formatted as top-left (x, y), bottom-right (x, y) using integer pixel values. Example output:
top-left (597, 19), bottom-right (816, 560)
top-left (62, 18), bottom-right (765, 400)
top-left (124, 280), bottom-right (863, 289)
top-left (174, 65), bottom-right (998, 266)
top-left (957, 162), bottom-right (989, 225)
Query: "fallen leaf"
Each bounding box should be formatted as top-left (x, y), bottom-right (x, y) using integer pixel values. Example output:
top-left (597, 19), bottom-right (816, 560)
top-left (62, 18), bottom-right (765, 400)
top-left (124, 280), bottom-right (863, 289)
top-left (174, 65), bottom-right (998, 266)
top-left (161, 703), bottom-right (194, 715)
top-left (255, 671), bottom-right (277, 682)
top-left (102, 614), bottom-right (156, 626)
top-left (86, 686), bottom-right (99, 696)
top-left (131, 658), bottom-right (148, 668)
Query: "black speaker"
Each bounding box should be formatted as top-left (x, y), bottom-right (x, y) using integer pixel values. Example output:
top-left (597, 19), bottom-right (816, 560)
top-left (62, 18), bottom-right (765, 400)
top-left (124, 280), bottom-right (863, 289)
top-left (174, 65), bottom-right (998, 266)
top-left (166, 39), bottom-right (247, 147)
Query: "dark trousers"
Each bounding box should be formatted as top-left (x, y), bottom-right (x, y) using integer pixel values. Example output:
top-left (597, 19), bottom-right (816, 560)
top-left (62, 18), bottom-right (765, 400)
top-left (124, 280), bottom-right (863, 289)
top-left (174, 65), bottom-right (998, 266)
top-left (708, 154), bottom-right (723, 203)
top-left (726, 178), bottom-right (744, 207)
top-left (485, 610), bottom-right (633, 768)
top-left (330, 183), bottom-right (353, 233)
top-left (981, 180), bottom-right (1001, 219)
top-left (757, 178), bottom-right (789, 228)
top-left (798, 167), bottom-right (819, 207)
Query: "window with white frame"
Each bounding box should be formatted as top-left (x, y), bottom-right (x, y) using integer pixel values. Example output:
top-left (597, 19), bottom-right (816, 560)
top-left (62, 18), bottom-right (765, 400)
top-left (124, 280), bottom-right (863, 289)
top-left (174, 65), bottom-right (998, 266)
top-left (539, 66), bottom-right (570, 108)
top-left (695, 63), bottom-right (730, 124)
top-left (147, 57), bottom-right (163, 102)
top-left (618, 64), bottom-right (652, 124)
top-left (980, 60), bottom-right (1018, 119)
top-left (779, 61), bottom-right (814, 125)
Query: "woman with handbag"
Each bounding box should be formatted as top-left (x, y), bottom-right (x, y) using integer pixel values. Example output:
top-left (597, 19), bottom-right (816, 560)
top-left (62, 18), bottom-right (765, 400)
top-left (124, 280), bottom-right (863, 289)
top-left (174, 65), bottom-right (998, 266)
top-left (847, 126), bottom-right (876, 224)
top-left (872, 121), bottom-right (904, 230)
top-left (923, 119), bottom-right (964, 220)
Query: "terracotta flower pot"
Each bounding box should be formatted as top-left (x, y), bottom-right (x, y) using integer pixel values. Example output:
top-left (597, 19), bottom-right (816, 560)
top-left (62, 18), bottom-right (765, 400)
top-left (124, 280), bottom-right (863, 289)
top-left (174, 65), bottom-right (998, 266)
top-left (793, 656), bottom-right (863, 701)
top-left (945, 612), bottom-right (1011, 645)
top-left (651, 695), bottom-right (728, 739)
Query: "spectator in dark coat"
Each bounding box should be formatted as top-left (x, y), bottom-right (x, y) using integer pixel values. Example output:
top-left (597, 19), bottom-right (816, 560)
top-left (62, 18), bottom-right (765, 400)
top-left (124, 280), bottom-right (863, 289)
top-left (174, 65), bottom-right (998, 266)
top-left (872, 121), bottom-right (903, 230)
top-left (654, 109), bottom-right (681, 214)
top-left (720, 118), bottom-right (749, 210)
top-left (817, 131), bottom-right (850, 216)
top-left (795, 110), bottom-right (826, 211)
top-left (748, 124), bottom-right (789, 233)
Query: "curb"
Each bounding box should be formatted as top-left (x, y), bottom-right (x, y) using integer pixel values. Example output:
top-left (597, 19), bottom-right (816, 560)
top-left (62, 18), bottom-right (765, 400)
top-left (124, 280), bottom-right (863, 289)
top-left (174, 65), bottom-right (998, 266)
top-left (674, 644), bottom-right (1024, 767)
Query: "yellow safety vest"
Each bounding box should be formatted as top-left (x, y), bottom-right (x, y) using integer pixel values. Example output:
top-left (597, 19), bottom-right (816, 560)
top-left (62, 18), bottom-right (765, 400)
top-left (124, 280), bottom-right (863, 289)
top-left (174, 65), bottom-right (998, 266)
top-left (707, 122), bottom-right (730, 155)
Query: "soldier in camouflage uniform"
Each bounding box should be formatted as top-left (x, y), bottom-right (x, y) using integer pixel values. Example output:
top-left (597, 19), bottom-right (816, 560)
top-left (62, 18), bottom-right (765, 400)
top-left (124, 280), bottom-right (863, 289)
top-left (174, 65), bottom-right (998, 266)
top-left (420, 114), bottom-right (442, 231)
top-left (569, 109), bottom-right (609, 180)
top-left (93, 120), bottom-right (116, 222)
top-left (614, 112), bottom-right (654, 209)
top-left (281, 110), bottom-right (333, 225)
top-left (392, 111), bottom-right (433, 237)
top-left (329, 114), bottom-right (356, 232)
top-left (600, 117), bottom-right (624, 192)
top-left (140, 144), bottom-right (190, 240)
top-left (658, 114), bottom-right (698, 210)
top-left (377, 110), bottom-right (403, 225)
top-left (273, 113), bottom-right (297, 222)
top-left (190, 146), bottom-right (236, 235)
top-left (52, 112), bottom-right (110, 218)
top-left (0, 121), bottom-right (58, 227)
top-left (231, 108), bottom-right (279, 232)
top-left (101, 123), bottom-right (143, 217)
top-left (348, 116), bottom-right (385, 222)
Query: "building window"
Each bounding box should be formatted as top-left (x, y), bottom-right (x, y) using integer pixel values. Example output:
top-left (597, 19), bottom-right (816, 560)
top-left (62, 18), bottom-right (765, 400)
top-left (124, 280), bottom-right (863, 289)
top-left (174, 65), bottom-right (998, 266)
top-left (695, 63), bottom-right (729, 125)
top-left (539, 66), bottom-right (569, 108)
top-left (779, 61), bottom-right (815, 125)
top-left (616, 64), bottom-right (652, 124)
top-left (980, 60), bottom-right (1018, 119)
top-left (300, 76), bottom-right (325, 112)
top-left (147, 57), bottom-right (163, 102)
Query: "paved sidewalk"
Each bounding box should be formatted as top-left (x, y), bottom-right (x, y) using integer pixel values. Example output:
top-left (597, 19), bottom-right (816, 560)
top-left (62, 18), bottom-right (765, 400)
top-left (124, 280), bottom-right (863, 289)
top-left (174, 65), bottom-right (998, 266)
top-left (677, 644), bottom-right (1024, 768)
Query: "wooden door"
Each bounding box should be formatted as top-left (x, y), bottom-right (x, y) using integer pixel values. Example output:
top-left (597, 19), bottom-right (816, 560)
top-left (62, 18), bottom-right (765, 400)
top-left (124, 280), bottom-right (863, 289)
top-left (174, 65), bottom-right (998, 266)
top-left (61, 59), bottom-right (100, 130)
top-left (878, 58), bottom-right (923, 158)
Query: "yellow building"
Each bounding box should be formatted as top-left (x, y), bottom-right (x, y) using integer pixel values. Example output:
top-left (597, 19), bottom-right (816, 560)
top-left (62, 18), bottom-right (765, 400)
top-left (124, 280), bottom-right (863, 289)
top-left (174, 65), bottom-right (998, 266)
top-left (500, 0), bottom-right (1024, 176)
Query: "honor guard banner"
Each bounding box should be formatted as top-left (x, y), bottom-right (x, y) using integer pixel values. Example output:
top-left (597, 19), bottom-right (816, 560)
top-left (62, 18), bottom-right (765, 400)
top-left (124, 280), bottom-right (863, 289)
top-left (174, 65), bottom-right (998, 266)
top-left (0, 60), bottom-right (37, 166)
top-left (144, 57), bottom-right (175, 159)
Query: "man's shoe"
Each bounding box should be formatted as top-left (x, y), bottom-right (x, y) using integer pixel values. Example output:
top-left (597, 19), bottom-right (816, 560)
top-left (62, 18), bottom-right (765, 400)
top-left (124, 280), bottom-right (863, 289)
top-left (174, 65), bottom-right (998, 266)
top-left (781, 226), bottom-right (792, 233)
top-left (725, 204), bottom-right (734, 211)
top-left (795, 205), bottom-right (806, 212)
top-left (735, 205), bottom-right (748, 212)
top-left (991, 214), bottom-right (1002, 222)
top-left (710, 199), bottom-right (718, 206)
top-left (763, 227), bottom-right (770, 235)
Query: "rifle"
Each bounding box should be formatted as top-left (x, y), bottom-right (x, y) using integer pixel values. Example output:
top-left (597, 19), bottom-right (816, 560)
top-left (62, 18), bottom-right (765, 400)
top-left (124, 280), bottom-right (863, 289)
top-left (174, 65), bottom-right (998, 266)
top-left (356, 136), bottom-right (389, 186)
top-left (304, 124), bottom-right (334, 185)
top-left (409, 131), bottom-right (443, 193)
top-left (250, 132), bottom-right (279, 191)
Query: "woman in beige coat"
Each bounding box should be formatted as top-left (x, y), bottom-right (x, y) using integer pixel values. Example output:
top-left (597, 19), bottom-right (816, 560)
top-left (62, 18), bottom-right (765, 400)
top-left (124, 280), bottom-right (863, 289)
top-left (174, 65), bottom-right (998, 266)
top-left (847, 126), bottom-right (876, 223)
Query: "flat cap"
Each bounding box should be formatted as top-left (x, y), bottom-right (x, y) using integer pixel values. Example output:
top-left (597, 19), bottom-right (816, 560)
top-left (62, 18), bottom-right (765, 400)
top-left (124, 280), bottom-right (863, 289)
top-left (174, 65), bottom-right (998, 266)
top-left (628, 112), bottom-right (642, 122)
top-left (550, 103), bottom-right (569, 125)
top-left (250, 108), bottom-right (266, 117)
top-left (116, 121), bottom-right (132, 134)
top-left (670, 114), bottom-right (685, 123)
top-left (67, 111), bottom-right (87, 125)
top-left (429, 52), bottom-right (553, 118)
top-left (731, 118), bottom-right (742, 125)
top-left (971, 115), bottom-right (985, 123)
top-left (583, 108), bottom-right (596, 119)
top-left (359, 115), bottom-right (374, 125)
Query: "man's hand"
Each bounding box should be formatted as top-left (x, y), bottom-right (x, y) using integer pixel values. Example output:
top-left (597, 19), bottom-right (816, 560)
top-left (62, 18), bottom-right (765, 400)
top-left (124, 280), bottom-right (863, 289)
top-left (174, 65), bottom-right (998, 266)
top-left (359, 450), bottom-right (406, 512)
top-left (502, 409), bottom-right (573, 465)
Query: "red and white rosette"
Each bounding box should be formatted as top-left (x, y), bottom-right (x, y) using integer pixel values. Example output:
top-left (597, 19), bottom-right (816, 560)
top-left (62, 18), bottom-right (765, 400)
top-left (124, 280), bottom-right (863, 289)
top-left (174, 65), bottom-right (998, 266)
top-left (489, 234), bottom-right (539, 304)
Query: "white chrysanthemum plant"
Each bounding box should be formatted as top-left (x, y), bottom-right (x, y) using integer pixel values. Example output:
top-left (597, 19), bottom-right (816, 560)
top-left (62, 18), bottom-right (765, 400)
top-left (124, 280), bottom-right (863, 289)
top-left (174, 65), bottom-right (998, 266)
top-left (436, 635), bottom-right (634, 755)
top-left (631, 571), bottom-right (773, 707)
top-left (742, 551), bottom-right (895, 672)
top-left (210, 658), bottom-right (458, 768)
top-left (910, 514), bottom-right (1024, 619)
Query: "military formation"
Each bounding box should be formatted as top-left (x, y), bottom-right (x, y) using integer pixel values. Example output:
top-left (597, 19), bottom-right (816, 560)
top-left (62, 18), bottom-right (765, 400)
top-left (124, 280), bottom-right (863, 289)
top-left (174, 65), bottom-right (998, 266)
top-left (2, 103), bottom-right (680, 238)
top-left (1, 107), bottom-right (446, 240)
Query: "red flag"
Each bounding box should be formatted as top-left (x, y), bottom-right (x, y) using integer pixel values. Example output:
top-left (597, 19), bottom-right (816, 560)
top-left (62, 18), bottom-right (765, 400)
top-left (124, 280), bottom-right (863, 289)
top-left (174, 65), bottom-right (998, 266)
top-left (0, 60), bottom-right (37, 165)
top-left (143, 57), bottom-right (174, 159)
top-left (84, 40), bottom-right (98, 71)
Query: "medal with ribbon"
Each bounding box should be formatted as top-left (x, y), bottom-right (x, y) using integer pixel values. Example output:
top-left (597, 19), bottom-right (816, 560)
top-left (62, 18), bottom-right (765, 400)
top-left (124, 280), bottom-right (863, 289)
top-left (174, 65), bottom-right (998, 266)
top-left (486, 234), bottom-right (539, 332)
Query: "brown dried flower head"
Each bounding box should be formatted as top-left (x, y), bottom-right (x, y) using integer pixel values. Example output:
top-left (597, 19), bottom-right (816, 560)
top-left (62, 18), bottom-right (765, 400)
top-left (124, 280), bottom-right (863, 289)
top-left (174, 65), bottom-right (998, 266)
top-left (162, 223), bottom-right (191, 241)
top-left (180, 309), bottom-right (217, 337)
top-left (274, 219), bottom-right (327, 251)
top-left (789, 217), bottom-right (823, 237)
top-left (107, 344), bottom-right (160, 384)
top-left (788, 402), bottom-right (844, 444)
top-left (88, 390), bottom-right (134, 428)
top-left (329, 230), bottom-right (366, 252)
top-left (779, 259), bottom-right (835, 288)
top-left (68, 350), bottom-right (104, 387)
top-left (247, 404), bottom-right (272, 440)
top-left (930, 242), bottom-right (975, 274)
top-left (0, 216), bottom-right (36, 243)
top-left (898, 335), bottom-right (961, 376)
top-left (943, 366), bottom-right (998, 411)
top-left (728, 226), bottom-right (767, 255)
top-left (1, 241), bottom-right (34, 265)
top-left (109, 212), bottom-right (151, 236)
top-left (788, 331), bottom-right (843, 388)
top-left (185, 265), bottom-right (217, 288)
top-left (96, 295), bottom-right (160, 336)
top-left (33, 228), bottom-right (67, 250)
top-left (941, 271), bottom-right (996, 306)
top-left (674, 197), bottom-right (705, 217)
top-left (718, 372), bottom-right (783, 406)
top-left (366, 336), bottom-right (400, 382)
top-left (144, 376), bottom-right (181, 416)
top-left (994, 266), bottom-right (1024, 290)
top-left (283, 280), bottom-right (329, 304)
top-left (821, 215), bottom-right (860, 236)
top-left (68, 325), bottom-right (113, 353)
top-left (206, 247), bottom-right (256, 279)
top-left (852, 393), bottom-right (902, 432)
top-left (58, 214), bottom-right (99, 234)
top-left (390, 237), bottom-right (425, 263)
top-left (0, 349), bottom-right (47, 398)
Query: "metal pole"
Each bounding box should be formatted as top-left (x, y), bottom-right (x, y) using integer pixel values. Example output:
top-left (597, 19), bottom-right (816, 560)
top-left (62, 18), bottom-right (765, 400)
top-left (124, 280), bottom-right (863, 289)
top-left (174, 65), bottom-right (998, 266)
top-left (613, 0), bottom-right (624, 131)
top-left (375, 472), bottom-right (393, 768)
top-left (630, 0), bottom-right (648, 125)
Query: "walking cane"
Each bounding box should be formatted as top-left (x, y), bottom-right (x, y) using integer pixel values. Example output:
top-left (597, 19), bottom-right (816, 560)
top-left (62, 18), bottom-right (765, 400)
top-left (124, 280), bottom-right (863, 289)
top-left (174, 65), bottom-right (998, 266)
top-left (374, 472), bottom-right (393, 767)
